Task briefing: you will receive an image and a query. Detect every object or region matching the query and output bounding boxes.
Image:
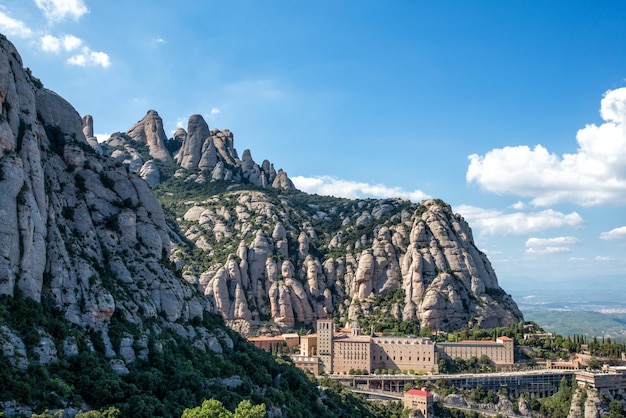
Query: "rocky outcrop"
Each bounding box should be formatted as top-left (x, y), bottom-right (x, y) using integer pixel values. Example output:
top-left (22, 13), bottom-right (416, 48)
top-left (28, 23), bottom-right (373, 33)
top-left (567, 387), bottom-right (614, 418)
top-left (100, 111), bottom-right (295, 191)
top-left (139, 160), bottom-right (160, 186)
top-left (126, 109), bottom-right (171, 161)
top-left (177, 190), bottom-right (523, 332)
top-left (0, 35), bottom-right (217, 357)
top-left (81, 115), bottom-right (102, 153)
top-left (171, 115), bottom-right (293, 190)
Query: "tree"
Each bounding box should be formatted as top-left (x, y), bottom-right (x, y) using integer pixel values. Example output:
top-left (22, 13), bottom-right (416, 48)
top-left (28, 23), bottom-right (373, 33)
top-left (609, 399), bottom-right (626, 418)
top-left (438, 359), bottom-right (450, 374)
top-left (181, 399), bottom-right (232, 418)
top-left (233, 400), bottom-right (266, 418)
top-left (182, 399), bottom-right (266, 418)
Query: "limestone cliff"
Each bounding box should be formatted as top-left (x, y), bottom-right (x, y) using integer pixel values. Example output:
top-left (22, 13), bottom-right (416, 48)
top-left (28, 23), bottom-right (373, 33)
top-left (170, 191), bottom-right (523, 333)
top-left (100, 110), bottom-right (295, 191)
top-left (0, 34), bottom-right (220, 358)
top-left (94, 110), bottom-right (521, 333)
top-left (93, 113), bottom-right (521, 335)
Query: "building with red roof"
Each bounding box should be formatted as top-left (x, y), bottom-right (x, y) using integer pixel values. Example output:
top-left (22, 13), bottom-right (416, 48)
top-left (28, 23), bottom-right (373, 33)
top-left (403, 389), bottom-right (434, 417)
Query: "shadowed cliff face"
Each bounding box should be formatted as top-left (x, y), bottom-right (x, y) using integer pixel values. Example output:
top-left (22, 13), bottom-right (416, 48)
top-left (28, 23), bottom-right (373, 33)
top-left (0, 35), bottom-right (214, 341)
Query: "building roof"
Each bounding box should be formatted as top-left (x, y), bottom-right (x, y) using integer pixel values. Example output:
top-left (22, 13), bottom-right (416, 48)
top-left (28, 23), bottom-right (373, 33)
top-left (497, 336), bottom-right (513, 341)
top-left (405, 389), bottom-right (433, 397)
top-left (248, 336), bottom-right (284, 342)
top-left (334, 335), bottom-right (372, 343)
top-left (438, 340), bottom-right (499, 345)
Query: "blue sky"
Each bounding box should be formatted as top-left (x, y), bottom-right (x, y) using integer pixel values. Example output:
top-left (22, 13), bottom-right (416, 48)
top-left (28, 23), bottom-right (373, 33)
top-left (1, 0), bottom-right (625, 306)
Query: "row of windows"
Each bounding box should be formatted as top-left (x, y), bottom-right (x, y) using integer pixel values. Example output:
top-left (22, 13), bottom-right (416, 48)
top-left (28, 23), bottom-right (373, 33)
top-left (337, 354), bottom-right (368, 360)
top-left (374, 355), bottom-right (431, 362)
top-left (376, 339), bottom-right (432, 345)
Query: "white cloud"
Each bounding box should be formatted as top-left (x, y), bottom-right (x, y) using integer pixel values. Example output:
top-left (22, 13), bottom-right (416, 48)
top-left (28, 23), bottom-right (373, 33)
top-left (155, 36), bottom-right (165, 44)
top-left (455, 204), bottom-right (585, 235)
top-left (0, 5), bottom-right (108, 69)
top-left (210, 108), bottom-right (220, 115)
top-left (292, 175), bottom-right (430, 202)
top-left (41, 34), bottom-right (60, 51)
top-left (599, 226), bottom-right (626, 241)
top-left (511, 201), bottom-right (527, 210)
top-left (63, 34), bottom-right (82, 51)
top-left (41, 34), bottom-right (82, 52)
top-left (594, 256), bottom-right (613, 261)
top-left (0, 11), bottom-right (33, 38)
top-left (94, 133), bottom-right (110, 143)
top-left (526, 237), bottom-right (580, 247)
top-left (68, 47), bottom-right (110, 68)
top-left (525, 236), bottom-right (579, 254)
top-left (467, 87), bottom-right (626, 207)
top-left (527, 246), bottom-right (571, 254)
top-left (34, 0), bottom-right (88, 22)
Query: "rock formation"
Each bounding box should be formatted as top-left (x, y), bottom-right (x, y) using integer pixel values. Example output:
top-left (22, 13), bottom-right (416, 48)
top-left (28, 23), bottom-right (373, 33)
top-left (101, 110), bottom-right (295, 190)
top-left (0, 33), bottom-right (529, 417)
top-left (175, 190), bottom-right (523, 332)
top-left (0, 32), bottom-right (520, 340)
top-left (0, 34), bottom-right (220, 359)
top-left (126, 109), bottom-right (171, 161)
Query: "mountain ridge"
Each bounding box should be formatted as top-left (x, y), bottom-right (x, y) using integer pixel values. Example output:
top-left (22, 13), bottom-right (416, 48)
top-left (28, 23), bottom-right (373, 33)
top-left (92, 109), bottom-right (523, 335)
top-left (1, 33), bottom-right (380, 417)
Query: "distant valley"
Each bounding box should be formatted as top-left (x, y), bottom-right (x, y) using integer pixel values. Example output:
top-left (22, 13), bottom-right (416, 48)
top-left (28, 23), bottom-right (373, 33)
top-left (506, 275), bottom-right (626, 340)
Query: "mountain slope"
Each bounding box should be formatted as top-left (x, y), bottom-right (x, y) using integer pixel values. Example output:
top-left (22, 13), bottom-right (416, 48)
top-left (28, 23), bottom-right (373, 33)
top-left (163, 188), bottom-right (523, 334)
top-left (0, 33), bottom-right (389, 417)
top-left (96, 110), bottom-right (523, 334)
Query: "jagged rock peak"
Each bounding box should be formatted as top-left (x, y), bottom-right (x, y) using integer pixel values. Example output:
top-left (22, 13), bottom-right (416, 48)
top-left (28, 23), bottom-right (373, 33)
top-left (126, 109), bottom-right (171, 161)
top-left (81, 115), bottom-right (102, 153)
top-left (176, 113), bottom-right (211, 169)
top-left (103, 110), bottom-right (295, 191)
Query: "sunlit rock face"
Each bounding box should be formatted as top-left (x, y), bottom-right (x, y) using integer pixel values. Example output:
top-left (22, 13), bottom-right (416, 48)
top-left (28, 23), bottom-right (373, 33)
top-left (180, 190), bottom-right (523, 332)
top-left (0, 35), bottom-right (217, 353)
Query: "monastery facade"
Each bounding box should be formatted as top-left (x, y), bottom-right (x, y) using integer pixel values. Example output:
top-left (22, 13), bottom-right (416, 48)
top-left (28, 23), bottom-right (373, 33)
top-left (249, 319), bottom-right (515, 375)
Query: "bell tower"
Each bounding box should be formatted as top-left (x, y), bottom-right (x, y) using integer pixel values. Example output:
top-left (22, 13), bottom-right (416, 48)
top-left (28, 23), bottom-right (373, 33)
top-left (317, 319), bottom-right (334, 373)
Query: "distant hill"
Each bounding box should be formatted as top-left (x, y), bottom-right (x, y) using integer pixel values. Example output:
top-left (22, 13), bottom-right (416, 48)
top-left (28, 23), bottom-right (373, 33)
top-left (524, 309), bottom-right (626, 341)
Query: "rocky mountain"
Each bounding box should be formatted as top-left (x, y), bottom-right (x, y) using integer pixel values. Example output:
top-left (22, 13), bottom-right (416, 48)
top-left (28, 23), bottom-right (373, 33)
top-left (0, 30), bottom-right (548, 418)
top-left (99, 109), bottom-right (295, 191)
top-left (0, 37), bottom-right (210, 332)
top-left (1, 34), bottom-right (377, 417)
top-left (167, 192), bottom-right (523, 334)
top-left (96, 116), bottom-right (523, 335)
